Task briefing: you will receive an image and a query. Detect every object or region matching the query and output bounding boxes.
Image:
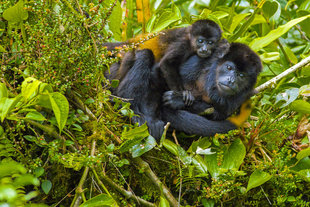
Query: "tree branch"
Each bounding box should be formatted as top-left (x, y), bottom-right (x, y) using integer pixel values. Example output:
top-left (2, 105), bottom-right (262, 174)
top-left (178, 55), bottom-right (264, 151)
top-left (93, 169), bottom-right (156, 207)
top-left (132, 157), bottom-right (179, 207)
top-left (255, 55), bottom-right (310, 92)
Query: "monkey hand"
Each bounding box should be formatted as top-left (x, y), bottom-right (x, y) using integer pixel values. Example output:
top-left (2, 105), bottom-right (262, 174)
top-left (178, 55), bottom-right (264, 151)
top-left (163, 91), bottom-right (187, 109)
top-left (182, 90), bottom-right (195, 106)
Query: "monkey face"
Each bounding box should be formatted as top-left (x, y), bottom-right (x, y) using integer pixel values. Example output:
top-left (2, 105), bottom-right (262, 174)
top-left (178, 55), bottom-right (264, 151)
top-left (195, 35), bottom-right (218, 58)
top-left (216, 61), bottom-right (247, 96)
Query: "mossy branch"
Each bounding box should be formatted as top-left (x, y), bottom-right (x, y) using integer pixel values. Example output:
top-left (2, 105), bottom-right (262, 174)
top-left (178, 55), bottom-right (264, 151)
top-left (132, 157), bottom-right (179, 207)
top-left (25, 119), bottom-right (76, 151)
top-left (92, 168), bottom-right (156, 207)
top-left (255, 55), bottom-right (310, 92)
top-left (71, 140), bottom-right (97, 207)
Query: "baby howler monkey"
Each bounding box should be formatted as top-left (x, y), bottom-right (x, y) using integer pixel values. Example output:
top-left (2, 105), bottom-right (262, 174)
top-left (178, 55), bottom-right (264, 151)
top-left (105, 20), bottom-right (224, 101)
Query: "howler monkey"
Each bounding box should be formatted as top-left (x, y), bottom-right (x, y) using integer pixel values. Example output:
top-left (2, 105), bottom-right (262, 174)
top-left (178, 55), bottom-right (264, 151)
top-left (105, 19), bottom-right (224, 102)
top-left (113, 42), bottom-right (262, 138)
top-left (163, 42), bottom-right (262, 122)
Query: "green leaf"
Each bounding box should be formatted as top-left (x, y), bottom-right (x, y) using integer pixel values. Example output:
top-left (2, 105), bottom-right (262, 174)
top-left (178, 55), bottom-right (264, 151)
top-left (276, 88), bottom-right (299, 108)
top-left (297, 147), bottom-right (310, 161)
top-left (25, 111), bottom-right (46, 121)
top-left (0, 160), bottom-right (26, 178)
top-left (246, 170), bottom-right (272, 192)
top-left (289, 100), bottom-right (310, 114)
top-left (201, 198), bottom-right (215, 207)
top-left (21, 77), bottom-right (42, 101)
top-left (0, 82), bottom-right (8, 99)
top-left (121, 123), bottom-right (149, 140)
top-left (250, 15), bottom-right (310, 51)
top-left (36, 94), bottom-right (52, 109)
top-left (41, 180), bottom-right (52, 194)
top-left (119, 124), bottom-right (150, 153)
top-left (152, 4), bottom-right (181, 32)
top-left (34, 167), bottom-right (44, 177)
top-left (131, 135), bottom-right (156, 158)
top-left (102, 0), bottom-right (122, 41)
top-left (159, 196), bottom-right (170, 207)
top-left (1, 95), bottom-right (23, 122)
top-left (283, 45), bottom-right (298, 64)
top-left (110, 79), bottom-right (119, 88)
top-left (0, 45), bottom-right (6, 53)
top-left (84, 98), bottom-right (95, 105)
top-left (48, 92), bottom-right (69, 133)
top-left (3, 0), bottom-right (28, 24)
top-left (262, 0), bottom-right (281, 21)
top-left (23, 135), bottom-right (37, 142)
top-left (222, 139), bottom-right (246, 170)
top-left (296, 169), bottom-right (310, 182)
top-left (204, 153), bottom-right (220, 178)
top-left (39, 83), bottom-right (53, 94)
top-left (0, 126), bottom-right (3, 137)
top-left (229, 13), bottom-right (251, 33)
top-left (79, 193), bottom-right (118, 207)
top-left (14, 174), bottom-right (40, 186)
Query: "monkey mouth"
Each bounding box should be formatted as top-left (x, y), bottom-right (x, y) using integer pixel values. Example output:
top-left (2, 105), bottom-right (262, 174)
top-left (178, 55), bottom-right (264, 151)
top-left (197, 51), bottom-right (211, 58)
top-left (217, 83), bottom-right (236, 95)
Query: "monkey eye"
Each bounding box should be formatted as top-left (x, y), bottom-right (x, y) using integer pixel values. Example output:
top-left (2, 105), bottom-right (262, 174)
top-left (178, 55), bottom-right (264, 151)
top-left (226, 65), bottom-right (233, 70)
top-left (207, 40), bottom-right (213, 44)
top-left (197, 39), bottom-right (204, 44)
top-left (239, 73), bottom-right (245, 77)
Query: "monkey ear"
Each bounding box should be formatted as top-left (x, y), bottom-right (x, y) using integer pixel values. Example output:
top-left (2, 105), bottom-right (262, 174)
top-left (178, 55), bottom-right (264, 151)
top-left (215, 39), bottom-right (230, 58)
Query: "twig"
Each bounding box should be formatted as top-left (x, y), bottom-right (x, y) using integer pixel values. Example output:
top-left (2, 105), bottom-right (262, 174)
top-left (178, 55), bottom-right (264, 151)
top-left (255, 55), bottom-right (310, 92)
top-left (132, 157), bottom-right (179, 207)
top-left (66, 90), bottom-right (97, 121)
top-left (70, 140), bottom-right (97, 207)
top-left (66, 90), bottom-right (122, 144)
top-left (93, 168), bottom-right (155, 207)
top-left (25, 120), bottom-right (76, 151)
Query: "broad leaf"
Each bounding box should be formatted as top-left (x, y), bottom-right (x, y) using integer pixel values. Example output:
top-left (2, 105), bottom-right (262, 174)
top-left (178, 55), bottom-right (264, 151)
top-left (41, 180), bottom-right (52, 194)
top-left (131, 135), bottom-right (156, 158)
top-left (290, 100), bottom-right (310, 114)
top-left (80, 193), bottom-right (118, 207)
top-left (275, 88), bottom-right (299, 108)
top-left (250, 15), bottom-right (310, 51)
top-left (48, 92), bottom-right (69, 133)
top-left (0, 82), bottom-right (8, 99)
top-left (262, 0), bottom-right (281, 21)
top-left (25, 111), bottom-right (46, 121)
top-left (119, 124), bottom-right (149, 153)
top-left (21, 77), bottom-right (42, 101)
top-left (152, 4), bottom-right (181, 32)
top-left (102, 0), bottom-right (122, 41)
top-left (1, 95), bottom-right (23, 122)
top-left (296, 147), bottom-right (310, 161)
top-left (205, 153), bottom-right (219, 178)
top-left (246, 170), bottom-right (272, 192)
top-left (222, 139), bottom-right (246, 170)
top-left (296, 169), bottom-right (310, 182)
top-left (3, 0), bottom-right (28, 24)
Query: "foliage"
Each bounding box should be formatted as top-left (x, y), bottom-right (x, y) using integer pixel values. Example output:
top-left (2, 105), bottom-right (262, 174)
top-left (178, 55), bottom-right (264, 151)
top-left (0, 0), bottom-right (310, 206)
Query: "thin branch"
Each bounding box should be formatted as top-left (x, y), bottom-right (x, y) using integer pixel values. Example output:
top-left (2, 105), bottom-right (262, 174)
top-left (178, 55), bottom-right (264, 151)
top-left (71, 140), bottom-right (97, 207)
top-left (25, 120), bottom-right (76, 151)
top-left (255, 55), bottom-right (310, 92)
top-left (132, 157), bottom-right (179, 207)
top-left (93, 169), bottom-right (156, 207)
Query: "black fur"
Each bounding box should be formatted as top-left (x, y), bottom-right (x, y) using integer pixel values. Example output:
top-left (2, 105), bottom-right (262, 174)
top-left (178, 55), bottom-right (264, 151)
top-left (163, 42), bottom-right (262, 121)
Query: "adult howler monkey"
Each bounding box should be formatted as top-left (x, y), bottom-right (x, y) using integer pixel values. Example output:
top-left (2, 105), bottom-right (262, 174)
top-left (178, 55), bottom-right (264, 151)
top-left (163, 42), bottom-right (262, 122)
top-left (112, 42), bottom-right (262, 138)
top-left (105, 19), bottom-right (225, 102)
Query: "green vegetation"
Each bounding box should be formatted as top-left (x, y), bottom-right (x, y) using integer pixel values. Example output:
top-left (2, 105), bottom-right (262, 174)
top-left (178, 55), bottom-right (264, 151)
top-left (0, 0), bottom-right (310, 206)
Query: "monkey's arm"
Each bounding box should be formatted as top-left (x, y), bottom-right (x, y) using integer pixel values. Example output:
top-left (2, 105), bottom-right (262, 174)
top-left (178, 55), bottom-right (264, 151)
top-left (161, 100), bottom-right (252, 137)
top-left (159, 42), bottom-right (191, 91)
top-left (162, 90), bottom-right (213, 114)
